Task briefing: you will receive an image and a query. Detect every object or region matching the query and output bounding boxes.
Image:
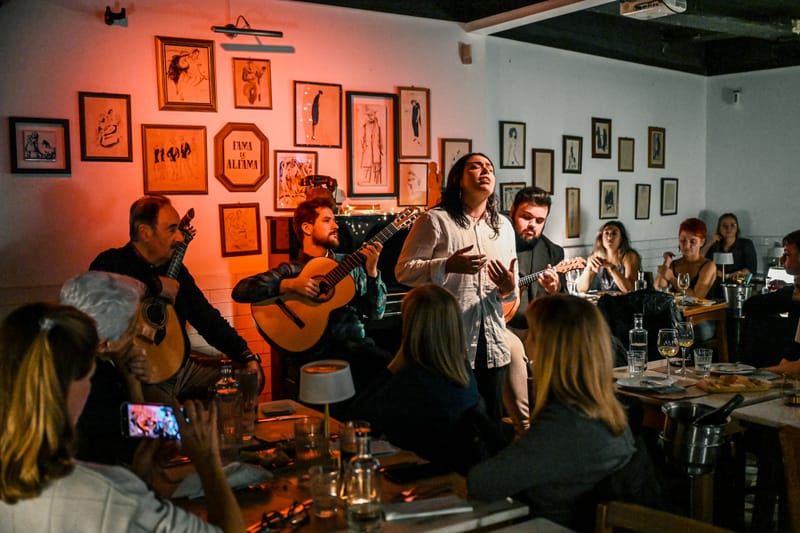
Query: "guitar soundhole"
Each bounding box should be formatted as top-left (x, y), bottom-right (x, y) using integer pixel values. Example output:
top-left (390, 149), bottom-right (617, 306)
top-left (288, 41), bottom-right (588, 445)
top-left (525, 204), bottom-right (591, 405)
top-left (144, 300), bottom-right (166, 326)
top-left (316, 280), bottom-right (334, 302)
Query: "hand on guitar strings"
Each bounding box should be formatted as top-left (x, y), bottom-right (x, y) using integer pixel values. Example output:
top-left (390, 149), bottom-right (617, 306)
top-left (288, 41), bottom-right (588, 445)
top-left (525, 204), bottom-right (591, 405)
top-left (488, 258), bottom-right (517, 297)
top-left (537, 265), bottom-right (561, 295)
top-left (445, 245), bottom-right (488, 275)
top-left (283, 272), bottom-right (324, 299)
top-left (357, 241), bottom-right (383, 277)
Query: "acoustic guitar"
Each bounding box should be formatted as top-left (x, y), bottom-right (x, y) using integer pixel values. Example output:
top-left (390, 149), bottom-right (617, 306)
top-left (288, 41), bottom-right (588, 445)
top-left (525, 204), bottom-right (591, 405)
top-left (503, 257), bottom-right (587, 321)
top-left (136, 209), bottom-right (196, 383)
top-left (251, 208), bottom-right (420, 353)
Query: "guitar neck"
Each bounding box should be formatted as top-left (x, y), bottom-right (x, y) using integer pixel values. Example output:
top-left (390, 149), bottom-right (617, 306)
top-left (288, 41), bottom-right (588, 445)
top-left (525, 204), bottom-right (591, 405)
top-left (323, 221), bottom-right (401, 286)
top-left (517, 266), bottom-right (555, 288)
top-left (165, 242), bottom-right (189, 280)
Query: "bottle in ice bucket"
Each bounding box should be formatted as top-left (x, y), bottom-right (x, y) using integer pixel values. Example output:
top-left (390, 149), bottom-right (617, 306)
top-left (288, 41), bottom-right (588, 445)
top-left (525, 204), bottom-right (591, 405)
top-left (344, 425), bottom-right (382, 532)
top-left (214, 359), bottom-right (242, 463)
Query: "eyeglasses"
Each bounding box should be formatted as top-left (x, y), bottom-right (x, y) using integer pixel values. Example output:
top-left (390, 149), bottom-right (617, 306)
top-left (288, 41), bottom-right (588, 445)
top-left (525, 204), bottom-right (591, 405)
top-left (252, 500), bottom-right (310, 532)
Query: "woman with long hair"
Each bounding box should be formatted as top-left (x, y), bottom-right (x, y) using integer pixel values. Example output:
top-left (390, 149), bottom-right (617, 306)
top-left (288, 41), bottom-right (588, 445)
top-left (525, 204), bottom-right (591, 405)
top-left (700, 212), bottom-right (757, 283)
top-left (577, 220), bottom-right (641, 294)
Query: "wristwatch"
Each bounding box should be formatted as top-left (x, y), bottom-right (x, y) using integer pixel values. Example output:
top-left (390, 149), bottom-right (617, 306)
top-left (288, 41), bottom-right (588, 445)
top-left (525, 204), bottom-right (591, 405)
top-left (243, 352), bottom-right (262, 365)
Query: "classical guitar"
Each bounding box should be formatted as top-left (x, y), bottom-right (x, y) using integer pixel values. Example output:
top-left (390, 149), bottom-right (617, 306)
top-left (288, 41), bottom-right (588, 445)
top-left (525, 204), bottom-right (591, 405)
top-left (503, 257), bottom-right (587, 321)
top-left (136, 209), bottom-right (196, 383)
top-left (251, 208), bottom-right (420, 353)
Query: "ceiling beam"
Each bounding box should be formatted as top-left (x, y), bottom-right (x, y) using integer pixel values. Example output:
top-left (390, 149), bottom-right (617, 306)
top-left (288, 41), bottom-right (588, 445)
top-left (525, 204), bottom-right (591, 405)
top-left (464, 0), bottom-right (615, 35)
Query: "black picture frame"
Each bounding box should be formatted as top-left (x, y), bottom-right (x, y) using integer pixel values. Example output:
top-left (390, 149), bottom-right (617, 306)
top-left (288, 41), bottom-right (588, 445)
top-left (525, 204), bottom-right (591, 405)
top-left (562, 135), bottom-right (582, 174)
top-left (648, 126), bottom-right (666, 168)
top-left (499, 121), bottom-right (525, 168)
top-left (78, 92), bottom-right (132, 162)
top-left (294, 81), bottom-right (342, 148)
top-left (591, 117), bottom-right (612, 159)
top-left (635, 183), bottom-right (651, 220)
top-left (9, 117), bottom-right (71, 174)
top-left (660, 177), bottom-right (678, 215)
top-left (346, 91), bottom-right (398, 198)
top-left (599, 179), bottom-right (619, 219)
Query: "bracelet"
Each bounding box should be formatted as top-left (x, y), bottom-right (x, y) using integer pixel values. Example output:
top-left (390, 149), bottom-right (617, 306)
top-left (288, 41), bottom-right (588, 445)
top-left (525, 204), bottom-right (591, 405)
top-left (243, 352), bottom-right (262, 365)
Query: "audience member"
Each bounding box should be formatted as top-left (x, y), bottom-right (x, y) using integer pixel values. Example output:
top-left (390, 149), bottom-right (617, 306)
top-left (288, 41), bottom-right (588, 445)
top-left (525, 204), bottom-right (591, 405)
top-left (577, 220), bottom-right (641, 294)
top-left (700, 212), bottom-right (758, 282)
top-left (0, 303), bottom-right (243, 532)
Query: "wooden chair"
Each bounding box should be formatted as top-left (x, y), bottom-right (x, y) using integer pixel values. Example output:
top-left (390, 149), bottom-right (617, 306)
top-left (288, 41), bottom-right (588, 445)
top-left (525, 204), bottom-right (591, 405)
top-left (779, 425), bottom-right (800, 532)
top-left (595, 501), bottom-right (733, 533)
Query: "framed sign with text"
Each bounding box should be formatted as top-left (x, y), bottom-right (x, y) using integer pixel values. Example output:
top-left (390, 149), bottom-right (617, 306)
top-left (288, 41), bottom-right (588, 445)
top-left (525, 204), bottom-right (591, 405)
top-left (213, 122), bottom-right (269, 192)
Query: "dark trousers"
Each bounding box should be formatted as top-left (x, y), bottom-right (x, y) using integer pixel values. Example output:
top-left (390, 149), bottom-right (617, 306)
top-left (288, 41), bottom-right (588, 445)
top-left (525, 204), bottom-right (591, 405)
top-left (473, 321), bottom-right (509, 423)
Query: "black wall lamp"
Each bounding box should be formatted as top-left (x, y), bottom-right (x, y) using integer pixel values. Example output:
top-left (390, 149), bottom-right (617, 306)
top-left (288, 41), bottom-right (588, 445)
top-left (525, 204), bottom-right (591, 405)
top-left (212, 15), bottom-right (283, 38)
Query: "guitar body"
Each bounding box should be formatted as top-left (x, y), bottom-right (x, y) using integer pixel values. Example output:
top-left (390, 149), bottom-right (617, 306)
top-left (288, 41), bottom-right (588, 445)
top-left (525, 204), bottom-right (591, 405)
top-left (136, 297), bottom-right (185, 383)
top-left (251, 256), bottom-right (357, 353)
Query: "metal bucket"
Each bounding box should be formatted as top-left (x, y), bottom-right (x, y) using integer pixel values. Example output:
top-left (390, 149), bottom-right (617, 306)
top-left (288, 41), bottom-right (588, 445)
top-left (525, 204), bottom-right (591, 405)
top-left (659, 401), bottom-right (728, 475)
top-left (721, 283), bottom-right (752, 310)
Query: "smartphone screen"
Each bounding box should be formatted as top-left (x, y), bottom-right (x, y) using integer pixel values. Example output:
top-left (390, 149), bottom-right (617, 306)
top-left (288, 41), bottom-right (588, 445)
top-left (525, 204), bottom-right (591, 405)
top-left (121, 402), bottom-right (181, 439)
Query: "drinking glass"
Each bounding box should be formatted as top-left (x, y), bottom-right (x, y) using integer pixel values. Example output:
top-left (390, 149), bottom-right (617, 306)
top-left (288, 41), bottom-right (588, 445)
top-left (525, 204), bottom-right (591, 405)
top-left (565, 269), bottom-right (580, 295)
top-left (676, 272), bottom-right (690, 302)
top-left (657, 328), bottom-right (679, 380)
top-left (674, 321), bottom-right (694, 376)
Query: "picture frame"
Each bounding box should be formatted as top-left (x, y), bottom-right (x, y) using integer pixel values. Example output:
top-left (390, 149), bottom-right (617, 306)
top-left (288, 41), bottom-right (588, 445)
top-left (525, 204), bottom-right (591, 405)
top-left (274, 150), bottom-right (318, 211)
top-left (648, 126), bottom-right (665, 168)
top-left (440, 138), bottom-right (472, 181)
top-left (398, 161), bottom-right (429, 206)
top-left (78, 92), bottom-right (132, 161)
top-left (532, 148), bottom-right (554, 194)
top-left (213, 122), bottom-right (269, 192)
top-left (499, 121), bottom-right (525, 168)
top-left (566, 187), bottom-right (581, 238)
top-left (618, 137), bottom-right (634, 172)
top-left (346, 91), bottom-right (398, 197)
top-left (8, 117), bottom-right (71, 174)
top-left (398, 86), bottom-right (431, 159)
top-left (219, 203), bottom-right (262, 257)
top-left (635, 183), bottom-right (651, 220)
top-left (562, 135), bottom-right (582, 174)
top-left (599, 179), bottom-right (619, 219)
top-left (294, 81), bottom-right (342, 148)
top-left (232, 58), bottom-right (271, 109)
top-left (154, 36), bottom-right (216, 112)
top-left (500, 182), bottom-right (526, 213)
top-left (268, 217), bottom-right (292, 254)
top-left (660, 177), bottom-right (678, 215)
top-left (591, 117), bottom-right (612, 159)
top-left (141, 124), bottom-right (208, 194)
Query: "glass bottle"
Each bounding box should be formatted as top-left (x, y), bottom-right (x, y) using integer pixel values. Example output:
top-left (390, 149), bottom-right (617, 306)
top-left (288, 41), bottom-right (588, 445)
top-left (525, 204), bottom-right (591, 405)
top-left (635, 271), bottom-right (647, 291)
top-left (344, 427), bottom-right (382, 532)
top-left (629, 313), bottom-right (648, 356)
top-left (214, 359), bottom-right (242, 463)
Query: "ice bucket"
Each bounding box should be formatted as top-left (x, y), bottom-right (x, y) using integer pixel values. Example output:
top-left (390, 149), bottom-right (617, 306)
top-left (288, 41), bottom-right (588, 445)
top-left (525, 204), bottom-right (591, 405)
top-left (721, 283), bottom-right (752, 311)
top-left (659, 401), bottom-right (728, 475)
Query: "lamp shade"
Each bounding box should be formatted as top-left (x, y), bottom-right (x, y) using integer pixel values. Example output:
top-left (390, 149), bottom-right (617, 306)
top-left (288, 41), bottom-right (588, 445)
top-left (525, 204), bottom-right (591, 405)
top-left (713, 252), bottom-right (734, 266)
top-left (298, 359), bottom-right (355, 405)
top-left (770, 246), bottom-right (785, 259)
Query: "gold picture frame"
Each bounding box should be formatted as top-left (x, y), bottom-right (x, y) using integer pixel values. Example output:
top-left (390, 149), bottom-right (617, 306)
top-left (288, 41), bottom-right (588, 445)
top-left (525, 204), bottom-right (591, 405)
top-left (219, 203), bottom-right (262, 257)
top-left (142, 124), bottom-right (208, 194)
top-left (232, 58), bottom-right (271, 109)
top-left (213, 122), bottom-right (269, 192)
top-left (155, 36), bottom-right (217, 111)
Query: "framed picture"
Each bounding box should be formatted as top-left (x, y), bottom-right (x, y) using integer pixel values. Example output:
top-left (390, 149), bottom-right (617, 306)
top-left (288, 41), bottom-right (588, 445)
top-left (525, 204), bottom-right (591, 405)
top-left (268, 217), bottom-right (291, 254)
top-left (141, 124), bottom-right (208, 194)
top-left (648, 126), bottom-right (665, 168)
top-left (213, 122), bottom-right (269, 192)
top-left (618, 137), bottom-right (634, 172)
top-left (8, 117), bottom-right (71, 174)
top-left (599, 179), bottom-right (619, 219)
top-left (232, 58), bottom-right (271, 109)
top-left (346, 91), bottom-right (398, 197)
top-left (294, 81), bottom-right (342, 148)
top-left (154, 36), bottom-right (216, 111)
top-left (274, 150), bottom-right (318, 211)
top-left (591, 117), bottom-right (612, 159)
top-left (635, 183), bottom-right (651, 220)
top-left (532, 148), bottom-right (554, 193)
top-left (500, 182), bottom-right (525, 213)
top-left (78, 92), bottom-right (132, 161)
top-left (566, 187), bottom-right (581, 238)
top-left (219, 203), bottom-right (262, 257)
top-left (562, 135), bottom-right (582, 174)
top-left (398, 162), bottom-right (429, 206)
top-left (440, 138), bottom-right (472, 181)
top-left (398, 86), bottom-right (430, 159)
top-left (660, 177), bottom-right (678, 215)
top-left (499, 121), bottom-right (525, 168)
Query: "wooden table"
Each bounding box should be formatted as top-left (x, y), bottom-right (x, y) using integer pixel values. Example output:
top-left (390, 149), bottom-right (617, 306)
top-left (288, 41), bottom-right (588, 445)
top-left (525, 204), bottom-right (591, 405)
top-left (677, 301), bottom-right (730, 363)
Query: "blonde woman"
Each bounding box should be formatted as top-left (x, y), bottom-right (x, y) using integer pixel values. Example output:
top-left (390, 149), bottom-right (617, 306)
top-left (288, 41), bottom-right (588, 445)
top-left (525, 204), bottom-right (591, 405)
top-left (577, 220), bottom-right (640, 294)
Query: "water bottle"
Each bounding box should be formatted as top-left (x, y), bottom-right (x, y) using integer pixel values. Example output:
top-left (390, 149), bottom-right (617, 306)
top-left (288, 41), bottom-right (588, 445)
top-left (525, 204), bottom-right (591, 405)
top-left (344, 427), bottom-right (382, 532)
top-left (635, 271), bottom-right (647, 291)
top-left (629, 313), bottom-right (648, 356)
top-left (214, 359), bottom-right (242, 463)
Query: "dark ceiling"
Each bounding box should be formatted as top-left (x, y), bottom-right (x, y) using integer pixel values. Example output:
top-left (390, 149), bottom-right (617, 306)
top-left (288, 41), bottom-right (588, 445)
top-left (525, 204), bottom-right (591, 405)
top-left (297, 0), bottom-right (800, 75)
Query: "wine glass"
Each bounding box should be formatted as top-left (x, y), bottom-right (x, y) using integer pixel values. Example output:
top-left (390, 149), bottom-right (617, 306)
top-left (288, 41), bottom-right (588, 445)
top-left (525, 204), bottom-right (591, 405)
top-left (657, 328), bottom-right (680, 380)
top-left (565, 269), bottom-right (580, 295)
top-left (674, 321), bottom-right (694, 376)
top-left (676, 272), bottom-right (690, 302)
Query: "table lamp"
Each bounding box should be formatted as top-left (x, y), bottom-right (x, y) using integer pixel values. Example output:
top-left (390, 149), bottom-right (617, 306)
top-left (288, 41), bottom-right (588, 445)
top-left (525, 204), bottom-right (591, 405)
top-left (769, 245), bottom-right (785, 267)
top-left (298, 359), bottom-right (355, 440)
top-left (713, 252), bottom-right (734, 282)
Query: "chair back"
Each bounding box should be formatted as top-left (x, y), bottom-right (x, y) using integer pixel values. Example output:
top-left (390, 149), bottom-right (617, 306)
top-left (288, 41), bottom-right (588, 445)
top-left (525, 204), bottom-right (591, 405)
top-left (595, 501), bottom-right (734, 533)
top-left (779, 425), bottom-right (800, 532)
top-left (597, 290), bottom-right (681, 360)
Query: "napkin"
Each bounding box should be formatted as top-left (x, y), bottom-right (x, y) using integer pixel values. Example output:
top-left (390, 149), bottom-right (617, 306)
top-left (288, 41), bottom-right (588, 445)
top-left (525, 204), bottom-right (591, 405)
top-left (172, 461), bottom-right (273, 499)
top-left (383, 495), bottom-right (474, 521)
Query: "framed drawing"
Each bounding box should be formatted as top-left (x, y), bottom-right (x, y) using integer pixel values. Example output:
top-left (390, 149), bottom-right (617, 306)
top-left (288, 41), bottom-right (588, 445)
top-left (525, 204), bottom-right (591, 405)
top-left (660, 177), bottom-right (678, 215)
top-left (440, 138), bottom-right (472, 181)
top-left (398, 162), bottom-right (429, 206)
top-left (566, 187), bottom-right (581, 238)
top-left (154, 36), bottom-right (216, 112)
top-left (141, 124), bottom-right (208, 194)
top-left (346, 91), bottom-right (398, 197)
top-left (294, 81), bottom-right (342, 148)
top-left (499, 121), bottom-right (525, 169)
top-left (500, 182), bottom-right (525, 213)
top-left (219, 203), bottom-right (262, 257)
top-left (562, 135), bottom-right (582, 174)
top-left (599, 179), bottom-right (619, 219)
top-left (8, 117), bottom-right (71, 174)
top-left (398, 86), bottom-right (430, 159)
top-left (213, 122), bottom-right (269, 192)
top-left (232, 58), bottom-right (271, 109)
top-left (635, 183), bottom-right (651, 220)
top-left (274, 150), bottom-right (318, 211)
top-left (618, 137), bottom-right (634, 172)
top-left (648, 126), bottom-right (665, 168)
top-left (78, 92), bottom-right (132, 161)
top-left (268, 217), bottom-right (291, 254)
top-left (532, 148), bottom-right (554, 193)
top-left (591, 117), bottom-right (612, 159)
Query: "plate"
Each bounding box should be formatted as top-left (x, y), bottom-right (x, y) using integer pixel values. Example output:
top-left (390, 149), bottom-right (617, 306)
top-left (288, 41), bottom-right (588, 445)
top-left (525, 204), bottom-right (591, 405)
top-left (711, 363), bottom-right (756, 375)
top-left (617, 376), bottom-right (675, 390)
top-left (678, 296), bottom-right (715, 306)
